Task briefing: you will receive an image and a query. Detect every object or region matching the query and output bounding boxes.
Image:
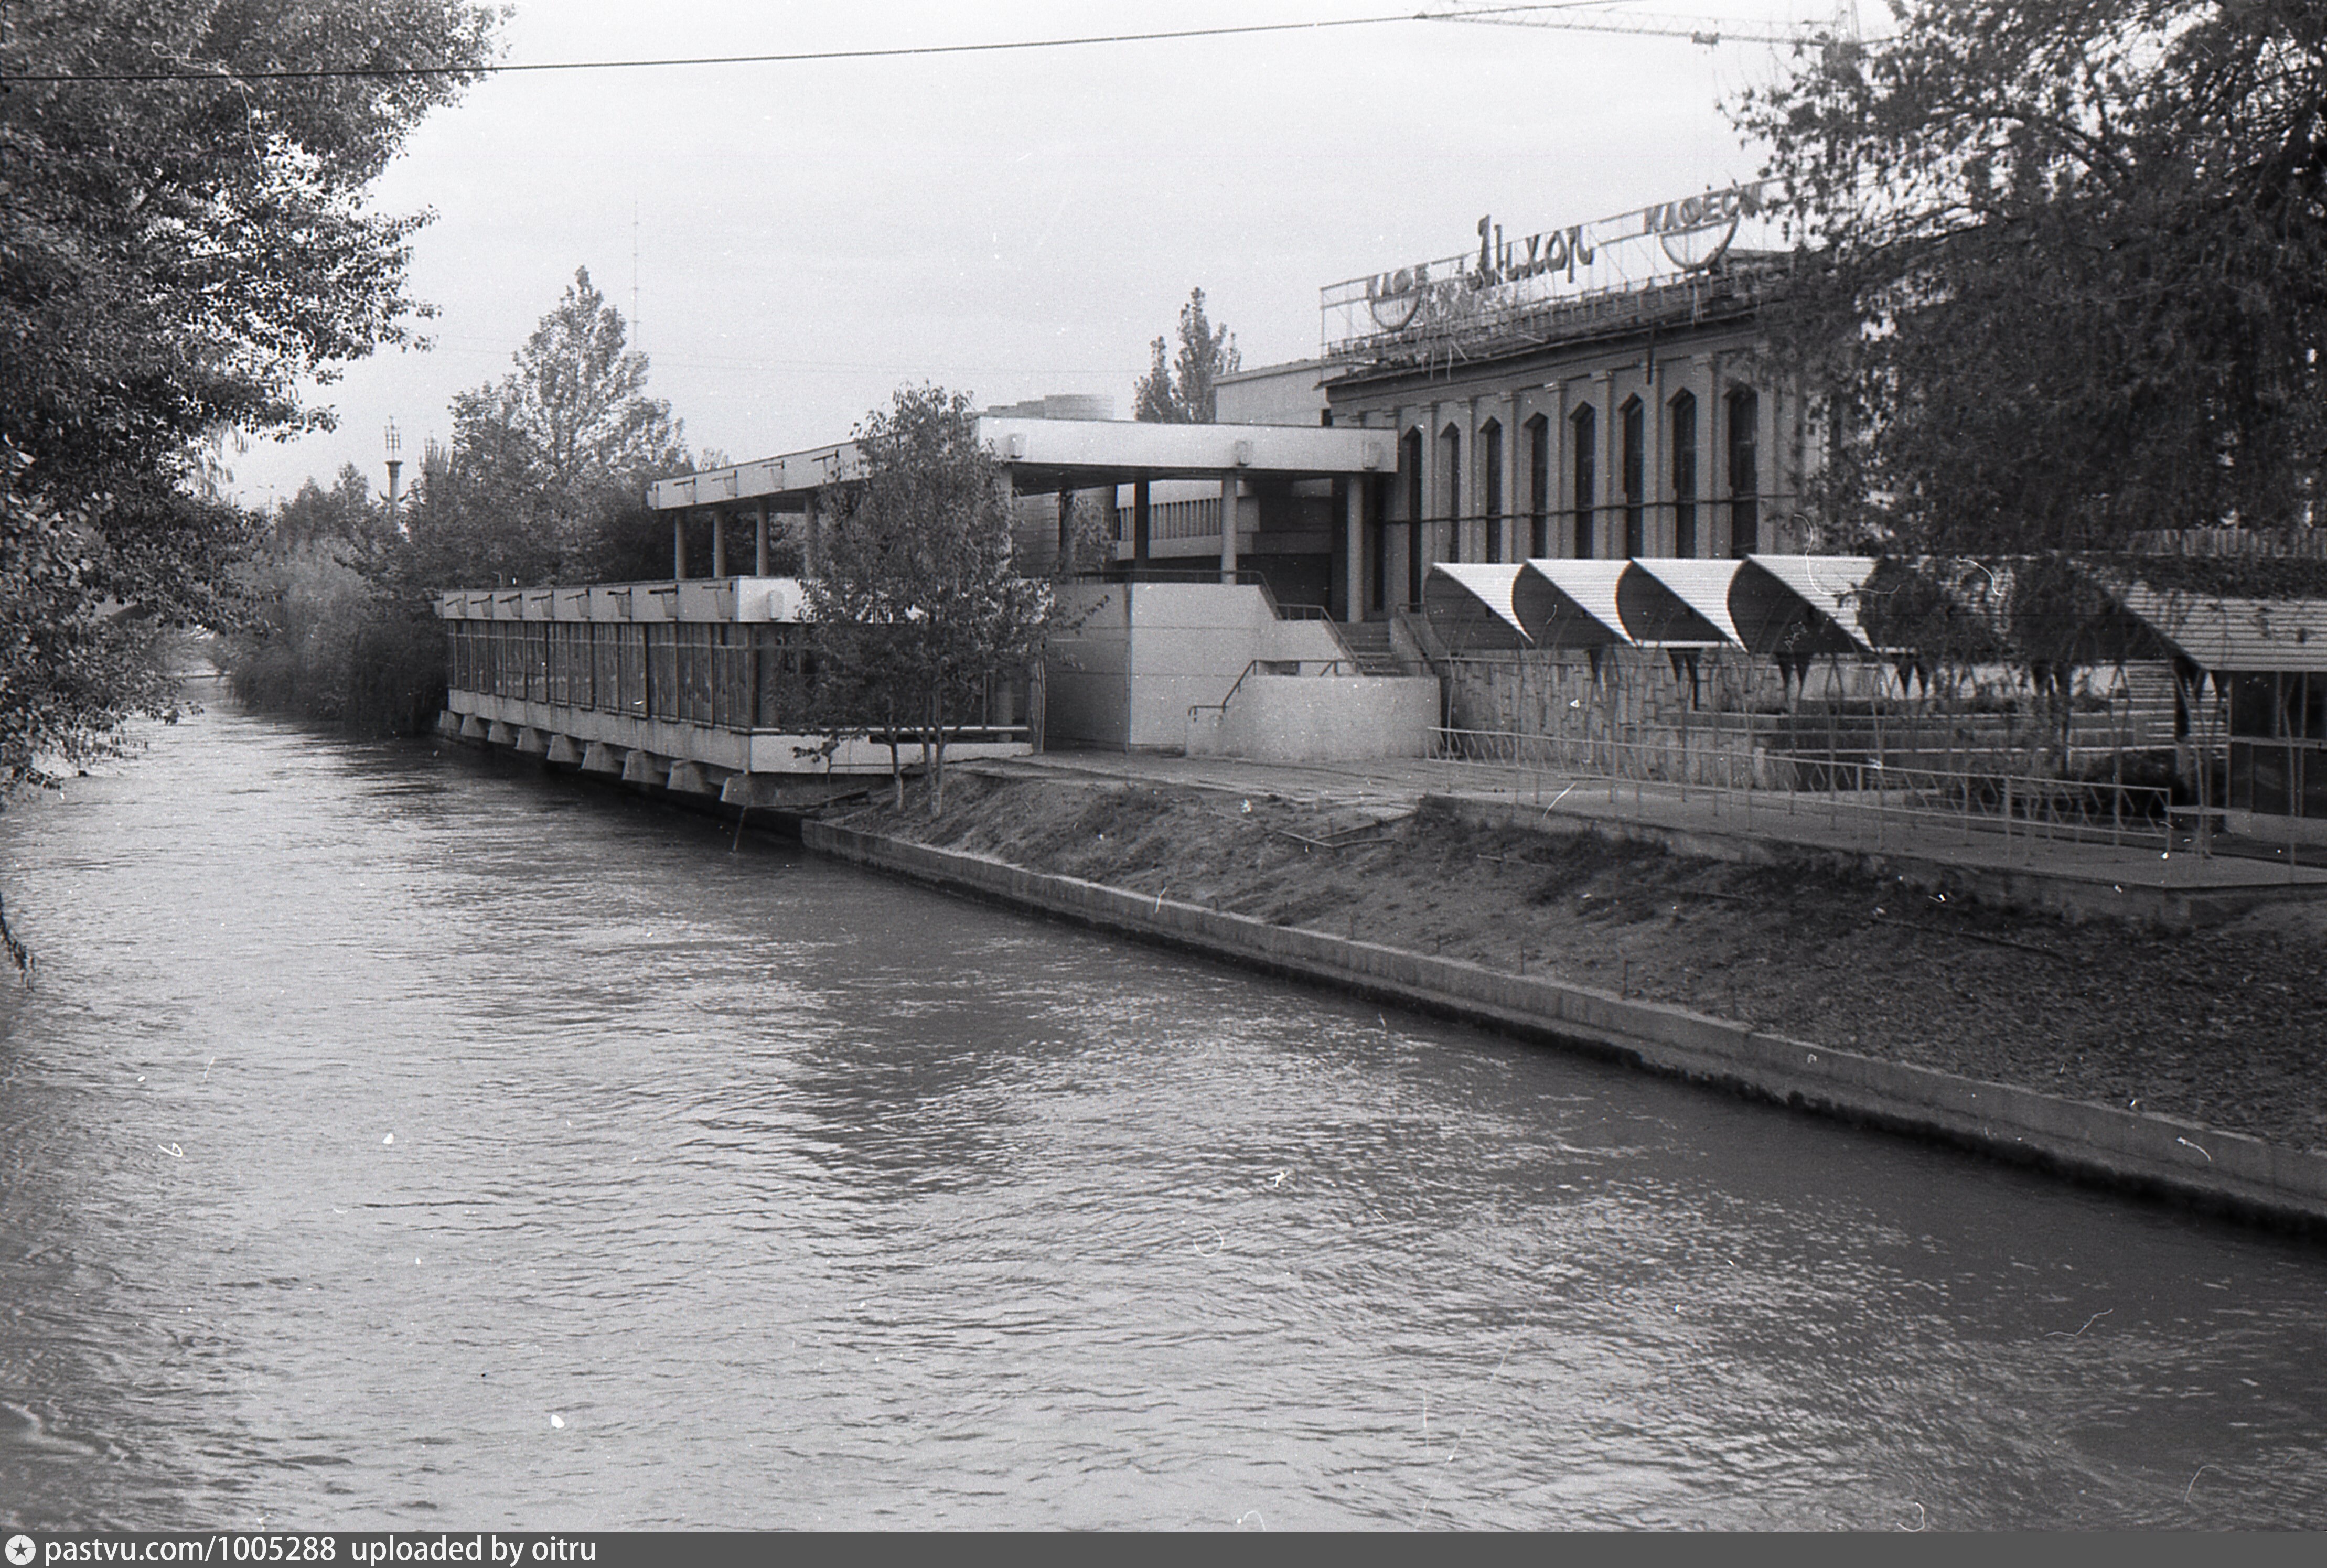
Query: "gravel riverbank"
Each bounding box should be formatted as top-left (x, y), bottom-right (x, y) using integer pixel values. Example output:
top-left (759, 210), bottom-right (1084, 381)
top-left (834, 770), bottom-right (2327, 1155)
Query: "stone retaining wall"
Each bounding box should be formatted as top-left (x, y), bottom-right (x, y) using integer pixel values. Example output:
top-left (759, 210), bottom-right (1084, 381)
top-left (801, 818), bottom-right (2327, 1232)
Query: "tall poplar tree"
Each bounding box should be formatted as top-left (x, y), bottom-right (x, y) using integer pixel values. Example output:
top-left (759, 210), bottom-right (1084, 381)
top-left (1133, 288), bottom-right (1241, 423)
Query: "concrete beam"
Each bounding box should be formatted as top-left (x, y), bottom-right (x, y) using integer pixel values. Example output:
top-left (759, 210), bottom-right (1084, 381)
top-left (544, 734), bottom-right (582, 766)
top-left (720, 774), bottom-right (781, 809)
top-left (486, 721), bottom-right (518, 746)
top-left (664, 761), bottom-right (718, 796)
top-left (580, 742), bottom-right (624, 775)
top-left (514, 727), bottom-right (550, 756)
top-left (459, 715), bottom-right (490, 740)
top-left (620, 750), bottom-right (669, 786)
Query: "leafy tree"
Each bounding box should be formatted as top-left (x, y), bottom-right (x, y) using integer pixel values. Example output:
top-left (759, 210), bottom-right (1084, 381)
top-left (427, 267), bottom-right (688, 582)
top-left (806, 387), bottom-right (1085, 811)
top-left (2, 1), bottom-right (496, 970)
top-left (230, 271), bottom-right (691, 737)
top-left (0, 0), bottom-right (500, 807)
top-left (335, 269), bottom-right (691, 733)
top-left (225, 466), bottom-right (404, 725)
top-left (1738, 1), bottom-right (2326, 553)
top-left (270, 465), bottom-right (392, 553)
top-left (1133, 287), bottom-right (1241, 423)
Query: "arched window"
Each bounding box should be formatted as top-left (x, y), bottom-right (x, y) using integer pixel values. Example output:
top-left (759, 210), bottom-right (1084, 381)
top-left (1620, 396), bottom-right (1645, 557)
top-left (1670, 391), bottom-right (1698, 558)
top-left (1570, 403), bottom-right (1596, 558)
top-left (1402, 427), bottom-right (1424, 606)
top-left (1479, 420), bottom-right (1504, 562)
top-left (1727, 388), bottom-right (1759, 557)
top-left (1525, 414), bottom-right (1550, 558)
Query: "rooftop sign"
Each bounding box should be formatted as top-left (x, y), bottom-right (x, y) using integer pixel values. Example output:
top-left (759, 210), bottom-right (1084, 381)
top-left (1321, 180), bottom-right (1778, 359)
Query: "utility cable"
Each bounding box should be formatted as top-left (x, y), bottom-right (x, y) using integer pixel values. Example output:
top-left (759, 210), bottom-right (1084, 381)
top-left (8, 4), bottom-right (1658, 85)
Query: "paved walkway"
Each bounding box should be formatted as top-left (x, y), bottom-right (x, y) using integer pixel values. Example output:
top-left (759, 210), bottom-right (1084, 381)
top-left (975, 748), bottom-right (2327, 901)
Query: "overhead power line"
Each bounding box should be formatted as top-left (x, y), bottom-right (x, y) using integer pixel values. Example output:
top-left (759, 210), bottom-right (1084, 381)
top-left (12, 4), bottom-right (1814, 85)
top-left (1434, 3), bottom-right (1836, 47)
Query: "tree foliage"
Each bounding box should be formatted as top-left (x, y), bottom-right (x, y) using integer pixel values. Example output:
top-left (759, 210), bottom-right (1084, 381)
top-left (1, 0), bottom-right (500, 802)
top-left (1739, 1), bottom-right (2326, 553)
top-left (1133, 287), bottom-right (1241, 423)
top-left (422, 266), bottom-right (688, 583)
top-left (378, 267), bottom-right (687, 604)
top-left (232, 271), bottom-right (692, 734)
top-left (805, 388), bottom-right (1076, 811)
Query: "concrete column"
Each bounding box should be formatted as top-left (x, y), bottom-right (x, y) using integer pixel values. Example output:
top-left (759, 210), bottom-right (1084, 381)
top-left (1554, 380), bottom-right (1572, 557)
top-left (1777, 379), bottom-right (1796, 546)
top-left (1759, 374), bottom-right (1777, 546)
top-left (1133, 478), bottom-right (1152, 563)
top-left (1688, 355), bottom-right (1716, 557)
top-left (1461, 398), bottom-right (1479, 563)
top-left (805, 493), bottom-right (822, 575)
top-left (754, 502), bottom-right (769, 576)
top-left (1343, 476), bottom-right (1364, 622)
top-left (1709, 352), bottom-right (1729, 557)
top-left (710, 507), bottom-right (726, 577)
top-left (1422, 401), bottom-right (1444, 573)
top-left (672, 510), bottom-right (688, 579)
top-left (1647, 356), bottom-right (1667, 556)
top-left (1496, 394), bottom-right (1516, 563)
top-left (1599, 370), bottom-right (1618, 559)
top-left (1218, 473), bottom-right (1239, 584)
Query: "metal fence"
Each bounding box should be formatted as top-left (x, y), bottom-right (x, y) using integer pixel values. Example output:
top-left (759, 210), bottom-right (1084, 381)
top-left (1431, 725), bottom-right (2180, 855)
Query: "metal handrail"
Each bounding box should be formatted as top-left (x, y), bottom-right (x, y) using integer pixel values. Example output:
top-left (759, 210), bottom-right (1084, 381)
top-left (1189, 658), bottom-right (1361, 722)
top-left (1429, 724), bottom-right (2180, 852)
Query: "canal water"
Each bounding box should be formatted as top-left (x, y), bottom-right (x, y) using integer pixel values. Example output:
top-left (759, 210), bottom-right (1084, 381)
top-left (2, 696), bottom-right (2322, 1531)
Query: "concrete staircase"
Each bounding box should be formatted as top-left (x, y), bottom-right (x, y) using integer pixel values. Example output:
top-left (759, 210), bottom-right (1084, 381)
top-left (1337, 619), bottom-right (1412, 677)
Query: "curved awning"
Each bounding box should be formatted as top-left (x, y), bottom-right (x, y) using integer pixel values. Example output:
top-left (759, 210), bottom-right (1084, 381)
top-left (1734, 554), bottom-right (1878, 656)
top-left (1518, 559), bottom-right (1634, 647)
top-left (1424, 563), bottom-right (1535, 650)
top-left (2109, 579), bottom-right (2327, 673)
top-left (1621, 558), bottom-right (1743, 646)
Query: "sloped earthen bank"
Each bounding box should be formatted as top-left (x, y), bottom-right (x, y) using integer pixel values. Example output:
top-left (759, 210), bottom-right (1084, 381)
top-left (806, 771), bottom-right (2327, 1226)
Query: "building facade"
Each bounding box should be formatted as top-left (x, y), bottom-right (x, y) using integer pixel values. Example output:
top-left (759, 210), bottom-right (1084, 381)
top-left (1176, 182), bottom-right (1817, 625)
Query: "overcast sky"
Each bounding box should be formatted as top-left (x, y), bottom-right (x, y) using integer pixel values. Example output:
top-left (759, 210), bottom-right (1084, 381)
top-left (228, 0), bottom-right (1868, 507)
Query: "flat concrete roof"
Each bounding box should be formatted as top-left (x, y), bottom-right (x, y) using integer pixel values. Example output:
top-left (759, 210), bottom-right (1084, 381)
top-left (648, 416), bottom-right (1396, 511)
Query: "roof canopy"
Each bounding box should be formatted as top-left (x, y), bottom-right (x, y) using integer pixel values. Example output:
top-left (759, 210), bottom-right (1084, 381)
top-left (648, 417), bottom-right (1396, 511)
top-left (1411, 555), bottom-right (1901, 655)
top-left (1519, 559), bottom-right (1635, 647)
top-left (1732, 554), bottom-right (1878, 656)
top-left (2108, 580), bottom-right (2327, 673)
top-left (1423, 563), bottom-right (1534, 649)
top-left (1620, 558), bottom-right (1741, 647)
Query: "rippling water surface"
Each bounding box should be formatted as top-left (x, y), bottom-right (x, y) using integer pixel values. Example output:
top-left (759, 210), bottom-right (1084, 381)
top-left (2, 696), bottom-right (2323, 1530)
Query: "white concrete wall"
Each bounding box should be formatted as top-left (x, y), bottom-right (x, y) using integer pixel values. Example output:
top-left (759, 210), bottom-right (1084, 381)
top-left (1041, 584), bottom-right (1131, 747)
top-left (1123, 582), bottom-right (1363, 748)
top-left (1043, 580), bottom-right (1381, 752)
top-left (1188, 675), bottom-right (1440, 762)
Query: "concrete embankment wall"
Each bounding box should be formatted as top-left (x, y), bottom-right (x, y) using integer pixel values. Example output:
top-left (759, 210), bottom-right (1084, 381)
top-left (801, 818), bottom-right (2327, 1232)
